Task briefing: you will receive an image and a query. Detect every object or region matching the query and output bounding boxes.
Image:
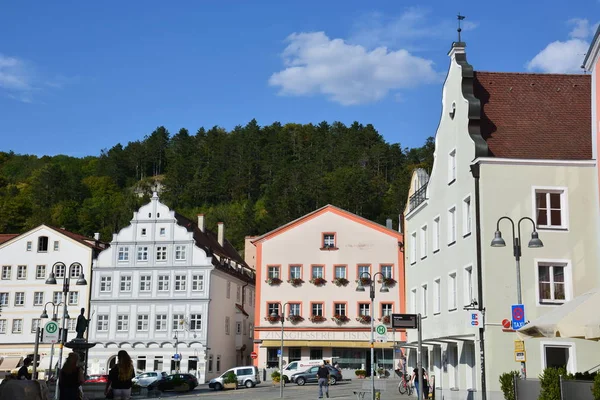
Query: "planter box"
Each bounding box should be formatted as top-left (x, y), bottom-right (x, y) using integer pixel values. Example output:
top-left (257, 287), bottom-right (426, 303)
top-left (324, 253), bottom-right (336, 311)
top-left (223, 382), bottom-right (237, 390)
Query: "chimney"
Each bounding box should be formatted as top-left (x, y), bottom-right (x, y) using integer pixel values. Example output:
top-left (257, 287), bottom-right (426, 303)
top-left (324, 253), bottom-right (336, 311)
top-left (94, 233), bottom-right (100, 241)
top-left (217, 222), bottom-right (224, 246)
top-left (197, 214), bottom-right (205, 232)
top-left (386, 218), bottom-right (392, 230)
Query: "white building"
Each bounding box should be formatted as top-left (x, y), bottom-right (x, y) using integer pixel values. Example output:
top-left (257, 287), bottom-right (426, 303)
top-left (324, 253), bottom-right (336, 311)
top-left (0, 226), bottom-right (105, 376)
top-left (404, 41), bottom-right (599, 400)
top-left (87, 193), bottom-right (255, 384)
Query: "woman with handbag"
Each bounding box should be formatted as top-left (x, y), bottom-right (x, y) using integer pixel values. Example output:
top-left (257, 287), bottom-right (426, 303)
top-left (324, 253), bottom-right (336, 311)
top-left (105, 350), bottom-right (135, 400)
top-left (58, 352), bottom-right (85, 400)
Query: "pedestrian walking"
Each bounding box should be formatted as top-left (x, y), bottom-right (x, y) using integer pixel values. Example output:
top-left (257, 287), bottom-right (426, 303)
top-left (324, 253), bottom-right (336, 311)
top-left (17, 358), bottom-right (32, 380)
top-left (58, 353), bottom-right (85, 400)
top-left (411, 367), bottom-right (429, 399)
top-left (316, 362), bottom-right (330, 399)
top-left (105, 350), bottom-right (135, 400)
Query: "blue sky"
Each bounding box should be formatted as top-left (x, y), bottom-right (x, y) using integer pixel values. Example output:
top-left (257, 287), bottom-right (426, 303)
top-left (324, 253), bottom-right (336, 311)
top-left (0, 0), bottom-right (598, 157)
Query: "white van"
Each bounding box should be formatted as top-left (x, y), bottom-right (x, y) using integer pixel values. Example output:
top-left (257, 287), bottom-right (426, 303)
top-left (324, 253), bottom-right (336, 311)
top-left (281, 359), bottom-right (334, 382)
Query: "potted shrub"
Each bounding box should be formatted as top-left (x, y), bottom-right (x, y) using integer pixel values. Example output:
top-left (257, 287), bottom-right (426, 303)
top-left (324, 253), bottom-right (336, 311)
top-left (358, 277), bottom-right (371, 286)
top-left (264, 315), bottom-right (281, 323)
top-left (539, 367), bottom-right (572, 400)
top-left (332, 314), bottom-right (350, 324)
top-left (355, 369), bottom-right (367, 379)
top-left (287, 314), bottom-right (305, 324)
top-left (357, 314), bottom-right (371, 324)
top-left (380, 315), bottom-right (391, 325)
top-left (379, 277), bottom-right (396, 287)
top-left (310, 315), bottom-right (327, 323)
top-left (271, 370), bottom-right (281, 384)
top-left (499, 371), bottom-right (520, 400)
top-left (266, 277), bottom-right (282, 286)
top-left (287, 278), bottom-right (304, 287)
top-left (310, 277), bottom-right (327, 286)
top-left (332, 277), bottom-right (349, 287)
top-left (223, 371), bottom-right (237, 390)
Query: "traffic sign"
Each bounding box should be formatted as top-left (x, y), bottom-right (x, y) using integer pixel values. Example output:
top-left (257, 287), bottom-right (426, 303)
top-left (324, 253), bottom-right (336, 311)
top-left (43, 321), bottom-right (59, 344)
top-left (511, 304), bottom-right (526, 330)
top-left (277, 349), bottom-right (281, 356)
top-left (515, 351), bottom-right (526, 362)
top-left (375, 324), bottom-right (388, 342)
top-left (467, 311), bottom-right (482, 329)
top-left (514, 341), bottom-right (525, 352)
top-left (251, 352), bottom-right (258, 360)
top-left (173, 354), bottom-right (181, 361)
top-left (502, 319), bottom-right (511, 329)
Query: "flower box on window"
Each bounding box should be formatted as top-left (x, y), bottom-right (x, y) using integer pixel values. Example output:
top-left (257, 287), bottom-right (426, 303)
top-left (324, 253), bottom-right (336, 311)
top-left (379, 315), bottom-right (391, 325)
top-left (287, 278), bottom-right (304, 287)
top-left (309, 277), bottom-right (327, 286)
top-left (331, 314), bottom-right (350, 324)
top-left (265, 277), bottom-right (282, 286)
top-left (332, 277), bottom-right (349, 287)
top-left (310, 315), bottom-right (326, 323)
top-left (357, 277), bottom-right (371, 286)
top-left (264, 315), bottom-right (281, 323)
top-left (356, 315), bottom-right (371, 324)
top-left (378, 277), bottom-right (397, 287)
top-left (287, 314), bottom-right (304, 324)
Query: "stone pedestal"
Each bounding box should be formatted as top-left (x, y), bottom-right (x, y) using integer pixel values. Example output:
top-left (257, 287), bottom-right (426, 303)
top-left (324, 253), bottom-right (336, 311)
top-left (64, 339), bottom-right (97, 373)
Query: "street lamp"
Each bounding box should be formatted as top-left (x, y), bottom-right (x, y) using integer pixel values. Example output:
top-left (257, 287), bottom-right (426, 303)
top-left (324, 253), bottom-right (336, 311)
top-left (356, 272), bottom-right (389, 400)
top-left (173, 331), bottom-right (181, 373)
top-left (45, 261), bottom-right (87, 399)
top-left (270, 302), bottom-right (292, 399)
top-left (491, 216), bottom-right (543, 379)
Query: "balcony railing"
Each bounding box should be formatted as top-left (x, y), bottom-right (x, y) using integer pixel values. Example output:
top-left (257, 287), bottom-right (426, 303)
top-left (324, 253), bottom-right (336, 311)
top-left (409, 184), bottom-right (428, 212)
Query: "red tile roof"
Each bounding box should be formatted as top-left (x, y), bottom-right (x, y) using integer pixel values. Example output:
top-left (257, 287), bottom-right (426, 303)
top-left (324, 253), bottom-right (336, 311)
top-left (47, 226), bottom-right (107, 250)
top-left (0, 234), bottom-right (18, 245)
top-left (473, 72), bottom-right (592, 160)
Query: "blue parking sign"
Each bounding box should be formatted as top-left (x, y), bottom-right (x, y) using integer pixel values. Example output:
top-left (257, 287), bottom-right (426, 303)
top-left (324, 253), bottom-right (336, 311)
top-left (511, 304), bottom-right (525, 330)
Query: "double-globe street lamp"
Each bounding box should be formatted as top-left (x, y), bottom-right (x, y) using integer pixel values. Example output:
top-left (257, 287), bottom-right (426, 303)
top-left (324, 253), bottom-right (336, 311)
top-left (173, 318), bottom-right (198, 373)
top-left (45, 261), bottom-right (87, 399)
top-left (270, 302), bottom-right (293, 399)
top-left (356, 272), bottom-right (389, 400)
top-left (491, 216), bottom-right (543, 379)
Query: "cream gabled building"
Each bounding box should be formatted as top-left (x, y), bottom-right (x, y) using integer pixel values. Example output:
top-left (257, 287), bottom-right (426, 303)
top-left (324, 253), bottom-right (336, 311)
top-left (87, 193), bottom-right (255, 383)
top-left (0, 226), bottom-right (105, 377)
top-left (404, 41), bottom-right (599, 400)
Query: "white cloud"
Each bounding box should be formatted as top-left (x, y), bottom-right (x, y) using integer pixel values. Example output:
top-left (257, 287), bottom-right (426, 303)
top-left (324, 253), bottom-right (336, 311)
top-left (527, 18), bottom-right (598, 73)
top-left (269, 32), bottom-right (439, 106)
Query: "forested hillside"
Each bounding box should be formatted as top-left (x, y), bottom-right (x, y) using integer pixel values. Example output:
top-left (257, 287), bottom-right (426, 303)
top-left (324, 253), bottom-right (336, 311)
top-left (0, 120), bottom-right (434, 251)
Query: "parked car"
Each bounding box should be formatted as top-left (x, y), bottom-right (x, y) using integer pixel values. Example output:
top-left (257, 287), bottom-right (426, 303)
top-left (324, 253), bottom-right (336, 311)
top-left (208, 366), bottom-right (261, 390)
top-left (290, 365), bottom-right (342, 386)
top-left (149, 373), bottom-right (198, 392)
top-left (85, 374), bottom-right (109, 383)
top-left (132, 371), bottom-right (167, 387)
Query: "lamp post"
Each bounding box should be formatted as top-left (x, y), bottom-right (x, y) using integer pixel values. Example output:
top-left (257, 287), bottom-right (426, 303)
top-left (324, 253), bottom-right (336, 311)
top-left (45, 261), bottom-right (87, 399)
top-left (356, 272), bottom-right (389, 400)
top-left (40, 301), bottom-right (64, 381)
top-left (491, 216), bottom-right (543, 379)
top-left (174, 330), bottom-right (180, 373)
top-left (270, 302), bottom-right (291, 399)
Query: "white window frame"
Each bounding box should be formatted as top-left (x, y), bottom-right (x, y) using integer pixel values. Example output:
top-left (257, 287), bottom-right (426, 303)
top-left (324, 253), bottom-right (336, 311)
top-left (140, 275), bottom-right (152, 292)
top-left (448, 272), bottom-right (457, 311)
top-left (421, 284), bottom-right (428, 318)
top-left (535, 259), bottom-right (572, 306)
top-left (68, 291), bottom-right (79, 306)
top-left (175, 245), bottom-right (186, 261)
top-left (33, 292), bottom-right (44, 306)
top-left (463, 265), bottom-right (473, 306)
top-left (137, 315), bottom-right (149, 331)
top-left (433, 216), bottom-right (440, 252)
top-left (540, 341), bottom-right (576, 374)
top-left (0, 319), bottom-right (5, 334)
top-left (447, 206), bottom-right (457, 245)
top-left (410, 232), bottom-right (417, 265)
top-left (100, 276), bottom-right (112, 292)
top-left (410, 288), bottom-right (417, 314)
top-left (117, 315), bottom-right (129, 332)
top-left (26, 241), bottom-right (32, 251)
top-left (190, 314), bottom-right (202, 331)
top-left (0, 293), bottom-right (7, 306)
top-left (17, 265), bottom-right (26, 280)
top-left (156, 246), bottom-right (167, 261)
top-left (12, 319), bottom-right (23, 333)
top-left (14, 292), bottom-right (25, 306)
top-left (158, 275), bottom-right (169, 292)
top-left (532, 186), bottom-right (569, 230)
top-left (225, 316), bottom-right (230, 335)
top-left (137, 246), bottom-right (148, 261)
top-left (2, 266), bottom-right (11, 280)
top-left (159, 227), bottom-right (166, 236)
top-left (433, 277), bottom-right (441, 315)
top-left (420, 225), bottom-right (428, 259)
top-left (192, 275), bottom-right (204, 291)
top-left (448, 149), bottom-right (457, 184)
top-left (463, 194), bottom-right (472, 236)
top-left (155, 314), bottom-right (167, 331)
top-left (36, 265), bottom-right (46, 279)
top-left (53, 241), bottom-right (59, 251)
top-left (174, 275), bottom-right (186, 291)
top-left (97, 315), bottom-right (109, 332)
top-left (118, 246), bottom-right (129, 262)
top-left (120, 275), bottom-right (132, 292)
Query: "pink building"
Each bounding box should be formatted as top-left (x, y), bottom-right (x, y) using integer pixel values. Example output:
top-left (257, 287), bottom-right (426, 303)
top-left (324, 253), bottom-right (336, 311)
top-left (251, 205), bottom-right (404, 376)
top-left (584, 27), bottom-right (600, 203)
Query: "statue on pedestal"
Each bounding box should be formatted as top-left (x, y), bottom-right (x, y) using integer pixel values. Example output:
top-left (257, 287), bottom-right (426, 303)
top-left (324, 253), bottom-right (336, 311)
top-left (75, 308), bottom-right (90, 340)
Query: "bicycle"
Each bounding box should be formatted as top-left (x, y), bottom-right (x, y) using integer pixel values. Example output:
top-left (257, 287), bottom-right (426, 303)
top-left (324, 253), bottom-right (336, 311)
top-left (398, 372), bottom-right (412, 395)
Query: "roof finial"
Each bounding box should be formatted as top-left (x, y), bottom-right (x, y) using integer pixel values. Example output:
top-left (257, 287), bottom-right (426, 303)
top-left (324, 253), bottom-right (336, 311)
top-left (457, 13), bottom-right (466, 43)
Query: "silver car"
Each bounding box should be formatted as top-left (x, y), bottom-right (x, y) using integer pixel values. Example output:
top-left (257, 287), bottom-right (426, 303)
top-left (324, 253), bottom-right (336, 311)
top-left (132, 371), bottom-right (167, 388)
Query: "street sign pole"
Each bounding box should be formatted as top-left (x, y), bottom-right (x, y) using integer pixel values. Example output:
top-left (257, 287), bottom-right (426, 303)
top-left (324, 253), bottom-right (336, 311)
top-left (32, 327), bottom-right (40, 379)
top-left (417, 314), bottom-right (423, 400)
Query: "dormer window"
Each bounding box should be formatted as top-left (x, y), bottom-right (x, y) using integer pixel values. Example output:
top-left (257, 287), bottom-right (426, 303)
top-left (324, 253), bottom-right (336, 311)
top-left (38, 236), bottom-right (48, 252)
top-left (322, 233), bottom-right (337, 250)
top-left (141, 228), bottom-right (147, 236)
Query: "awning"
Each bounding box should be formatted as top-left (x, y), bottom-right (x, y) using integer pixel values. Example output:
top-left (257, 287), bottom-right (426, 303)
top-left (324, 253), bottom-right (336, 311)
top-left (261, 340), bottom-right (394, 348)
top-left (0, 357), bottom-right (22, 372)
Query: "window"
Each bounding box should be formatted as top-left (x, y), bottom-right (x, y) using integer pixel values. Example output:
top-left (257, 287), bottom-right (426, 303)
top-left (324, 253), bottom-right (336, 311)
top-left (55, 263), bottom-right (65, 278)
top-left (312, 303), bottom-right (323, 317)
top-left (190, 314), bottom-right (202, 330)
top-left (154, 275), bottom-right (168, 291)
top-left (100, 276), bottom-right (112, 292)
top-left (236, 285), bottom-right (241, 302)
top-left (97, 315), bottom-right (109, 331)
top-left (117, 315), bottom-right (129, 332)
top-left (216, 355), bottom-right (221, 372)
top-left (14, 292), bottom-right (24, 306)
top-left (410, 288), bottom-right (417, 314)
top-left (137, 315), bottom-right (149, 331)
top-left (2, 266), bottom-right (11, 280)
top-left (535, 189), bottom-right (567, 229)
top-left (225, 317), bottom-right (230, 335)
top-left (268, 303), bottom-right (280, 317)
top-left (289, 303), bottom-right (301, 316)
top-left (267, 266), bottom-right (280, 279)
top-left (53, 241), bottom-right (59, 251)
top-left (334, 265), bottom-right (346, 279)
top-left (120, 276), bottom-right (132, 292)
top-left (448, 207), bottom-right (456, 244)
top-left (0, 293), bottom-right (8, 306)
top-left (410, 232), bottom-right (417, 264)
top-left (70, 264), bottom-right (82, 278)
top-left (290, 265), bottom-right (302, 279)
top-left (156, 246), bottom-right (167, 261)
top-left (420, 226), bottom-right (427, 259)
top-left (159, 227), bottom-right (166, 236)
top-left (433, 216), bottom-right (440, 252)
top-left (463, 196), bottom-right (472, 236)
top-left (0, 320), bottom-right (6, 333)
top-left (208, 355), bottom-right (213, 373)
top-left (38, 236), bottom-right (48, 252)
top-left (137, 246), bottom-right (148, 261)
top-left (358, 265), bottom-right (370, 280)
top-left (249, 323), bottom-right (254, 339)
top-left (172, 314), bottom-right (184, 330)
top-left (68, 292), bottom-right (79, 305)
top-left (433, 278), bottom-right (441, 315)
top-left (334, 303), bottom-right (346, 316)
top-left (174, 275), bottom-right (186, 291)
top-left (236, 322), bottom-right (242, 335)
top-left (34, 292), bottom-right (44, 306)
top-left (543, 344), bottom-right (573, 372)
top-left (538, 263), bottom-right (567, 304)
top-left (311, 265), bottom-right (324, 279)
top-left (17, 265), bottom-right (26, 279)
top-left (359, 303), bottom-right (370, 316)
top-left (323, 233), bottom-right (336, 249)
top-left (31, 319), bottom-right (41, 333)
top-left (381, 303), bottom-right (393, 317)
top-left (155, 315), bottom-right (167, 331)
top-left (227, 281), bottom-right (231, 298)
top-left (141, 228), bottom-right (147, 236)
top-left (26, 241), bottom-right (32, 251)
top-left (53, 291), bottom-right (62, 304)
top-left (175, 245), bottom-right (186, 260)
top-left (448, 273), bottom-right (457, 310)
top-left (421, 285), bottom-right (428, 317)
top-left (12, 319), bottom-right (22, 333)
top-left (464, 266), bottom-right (473, 306)
top-left (36, 265), bottom-right (45, 279)
top-left (118, 247), bottom-right (129, 261)
top-left (381, 265), bottom-right (392, 279)
top-left (448, 149), bottom-right (456, 183)
top-left (67, 318), bottom-right (77, 332)
top-left (140, 275), bottom-right (152, 292)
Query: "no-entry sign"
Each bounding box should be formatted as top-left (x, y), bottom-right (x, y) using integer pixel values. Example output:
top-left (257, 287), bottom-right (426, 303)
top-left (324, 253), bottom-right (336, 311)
top-left (250, 352), bottom-right (258, 359)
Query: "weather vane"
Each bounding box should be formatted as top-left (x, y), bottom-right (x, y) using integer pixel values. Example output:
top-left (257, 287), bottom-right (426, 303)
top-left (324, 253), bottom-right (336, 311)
top-left (457, 13), bottom-right (466, 42)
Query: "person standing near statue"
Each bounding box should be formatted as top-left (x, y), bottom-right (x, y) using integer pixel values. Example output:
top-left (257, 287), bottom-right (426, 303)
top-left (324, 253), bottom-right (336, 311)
top-left (75, 308), bottom-right (90, 340)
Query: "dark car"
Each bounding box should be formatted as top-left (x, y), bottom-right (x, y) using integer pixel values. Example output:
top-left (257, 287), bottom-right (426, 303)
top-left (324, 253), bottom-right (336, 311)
top-left (290, 365), bottom-right (342, 386)
top-left (149, 373), bottom-right (198, 392)
top-left (85, 374), bottom-right (109, 383)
